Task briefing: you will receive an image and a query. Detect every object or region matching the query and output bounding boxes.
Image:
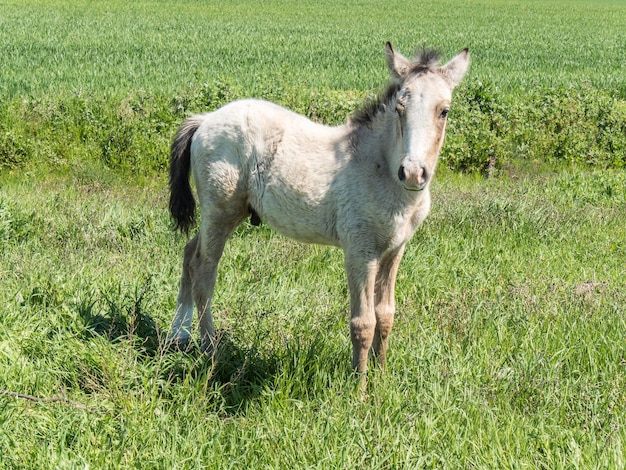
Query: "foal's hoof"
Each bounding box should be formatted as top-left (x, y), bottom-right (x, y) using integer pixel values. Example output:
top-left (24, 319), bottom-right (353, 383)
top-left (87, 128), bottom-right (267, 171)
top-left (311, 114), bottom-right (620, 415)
top-left (164, 336), bottom-right (193, 352)
top-left (357, 371), bottom-right (368, 394)
top-left (200, 340), bottom-right (215, 356)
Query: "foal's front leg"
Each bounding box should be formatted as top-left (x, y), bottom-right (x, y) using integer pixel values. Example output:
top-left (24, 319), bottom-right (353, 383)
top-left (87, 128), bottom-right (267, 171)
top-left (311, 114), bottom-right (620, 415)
top-left (345, 252), bottom-right (379, 378)
top-left (372, 245), bottom-right (405, 367)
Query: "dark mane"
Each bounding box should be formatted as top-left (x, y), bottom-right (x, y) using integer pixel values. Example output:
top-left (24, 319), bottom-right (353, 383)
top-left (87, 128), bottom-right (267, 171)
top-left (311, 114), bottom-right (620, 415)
top-left (408, 49), bottom-right (441, 75)
top-left (350, 81), bottom-right (400, 128)
top-left (350, 49), bottom-right (441, 128)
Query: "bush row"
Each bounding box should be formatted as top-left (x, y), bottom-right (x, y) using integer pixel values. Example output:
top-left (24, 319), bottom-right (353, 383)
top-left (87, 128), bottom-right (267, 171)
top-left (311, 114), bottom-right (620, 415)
top-left (445, 82), bottom-right (626, 172)
top-left (1, 80), bottom-right (624, 176)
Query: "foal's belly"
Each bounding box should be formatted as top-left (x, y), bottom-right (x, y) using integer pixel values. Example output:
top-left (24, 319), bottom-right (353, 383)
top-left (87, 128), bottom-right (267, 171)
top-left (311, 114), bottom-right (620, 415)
top-left (270, 221), bottom-right (340, 247)
top-left (256, 196), bottom-right (341, 247)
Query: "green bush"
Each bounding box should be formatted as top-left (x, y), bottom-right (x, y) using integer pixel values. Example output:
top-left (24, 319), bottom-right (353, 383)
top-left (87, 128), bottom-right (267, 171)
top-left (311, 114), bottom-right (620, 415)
top-left (443, 81), bottom-right (626, 173)
top-left (512, 84), bottom-right (626, 167)
top-left (1, 81), bottom-right (624, 176)
top-left (443, 82), bottom-right (508, 174)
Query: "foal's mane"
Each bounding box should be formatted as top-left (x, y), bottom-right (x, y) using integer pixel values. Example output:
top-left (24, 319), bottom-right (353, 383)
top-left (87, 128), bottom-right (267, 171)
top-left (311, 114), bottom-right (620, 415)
top-left (350, 49), bottom-right (441, 128)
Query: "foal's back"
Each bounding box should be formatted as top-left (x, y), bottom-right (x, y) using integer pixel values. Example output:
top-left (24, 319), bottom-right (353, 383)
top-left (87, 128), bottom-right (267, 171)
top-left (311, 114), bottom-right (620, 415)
top-left (192, 99), bottom-right (352, 246)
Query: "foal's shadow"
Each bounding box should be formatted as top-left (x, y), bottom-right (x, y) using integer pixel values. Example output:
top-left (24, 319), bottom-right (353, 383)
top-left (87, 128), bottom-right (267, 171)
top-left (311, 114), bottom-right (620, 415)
top-left (77, 296), bottom-right (276, 410)
top-left (163, 331), bottom-right (278, 410)
top-left (76, 294), bottom-right (161, 353)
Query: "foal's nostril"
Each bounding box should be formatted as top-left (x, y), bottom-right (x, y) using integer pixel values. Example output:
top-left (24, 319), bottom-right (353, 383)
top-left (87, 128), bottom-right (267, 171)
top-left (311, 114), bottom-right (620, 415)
top-left (420, 165), bottom-right (429, 183)
top-left (398, 165), bottom-right (406, 182)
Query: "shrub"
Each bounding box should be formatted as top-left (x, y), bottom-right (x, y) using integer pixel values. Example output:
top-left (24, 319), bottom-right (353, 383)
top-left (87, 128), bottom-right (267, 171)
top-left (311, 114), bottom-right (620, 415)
top-left (512, 84), bottom-right (626, 167)
top-left (443, 81), bottom-right (508, 174)
top-left (443, 81), bottom-right (626, 173)
top-left (1, 80), bottom-right (625, 176)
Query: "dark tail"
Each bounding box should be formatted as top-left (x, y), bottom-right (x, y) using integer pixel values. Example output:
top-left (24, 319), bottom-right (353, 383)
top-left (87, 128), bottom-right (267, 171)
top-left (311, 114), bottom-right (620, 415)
top-left (169, 115), bottom-right (204, 233)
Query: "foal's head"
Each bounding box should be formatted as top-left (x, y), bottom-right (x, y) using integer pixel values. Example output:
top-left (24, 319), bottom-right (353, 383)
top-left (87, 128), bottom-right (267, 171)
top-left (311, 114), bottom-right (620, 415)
top-left (385, 43), bottom-right (469, 192)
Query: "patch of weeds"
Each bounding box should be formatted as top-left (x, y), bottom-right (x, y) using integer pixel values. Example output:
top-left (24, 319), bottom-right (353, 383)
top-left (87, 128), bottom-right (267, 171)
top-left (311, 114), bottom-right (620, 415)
top-left (0, 197), bottom-right (38, 244)
top-left (80, 278), bottom-right (160, 354)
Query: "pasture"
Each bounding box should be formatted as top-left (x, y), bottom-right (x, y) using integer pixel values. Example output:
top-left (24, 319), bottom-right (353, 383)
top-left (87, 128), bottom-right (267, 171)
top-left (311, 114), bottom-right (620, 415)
top-left (1, 0), bottom-right (625, 98)
top-left (2, 169), bottom-right (625, 467)
top-left (1, 0), bottom-right (626, 467)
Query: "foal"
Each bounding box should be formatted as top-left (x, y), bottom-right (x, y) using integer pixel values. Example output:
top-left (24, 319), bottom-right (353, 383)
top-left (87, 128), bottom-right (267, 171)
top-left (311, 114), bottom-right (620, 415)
top-left (167, 43), bottom-right (469, 380)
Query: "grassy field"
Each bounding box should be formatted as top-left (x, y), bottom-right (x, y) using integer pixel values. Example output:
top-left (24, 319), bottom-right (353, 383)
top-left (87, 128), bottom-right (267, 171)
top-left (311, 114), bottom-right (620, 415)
top-left (1, 168), bottom-right (625, 467)
top-left (2, 0), bottom-right (625, 98)
top-left (1, 0), bottom-right (625, 174)
top-left (1, 0), bottom-right (626, 467)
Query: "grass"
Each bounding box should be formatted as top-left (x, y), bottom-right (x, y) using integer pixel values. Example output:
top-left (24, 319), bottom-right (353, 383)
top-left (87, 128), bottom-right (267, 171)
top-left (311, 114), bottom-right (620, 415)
top-left (2, 0), bottom-right (625, 175)
top-left (1, 167), bottom-right (625, 467)
top-left (1, 0), bottom-right (625, 99)
top-left (1, 0), bottom-right (626, 466)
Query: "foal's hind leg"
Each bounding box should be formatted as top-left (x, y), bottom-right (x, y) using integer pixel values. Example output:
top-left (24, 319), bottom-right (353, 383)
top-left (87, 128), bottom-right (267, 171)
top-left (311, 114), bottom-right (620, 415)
top-left (191, 214), bottom-right (243, 353)
top-left (372, 245), bottom-right (405, 367)
top-left (166, 235), bottom-right (199, 348)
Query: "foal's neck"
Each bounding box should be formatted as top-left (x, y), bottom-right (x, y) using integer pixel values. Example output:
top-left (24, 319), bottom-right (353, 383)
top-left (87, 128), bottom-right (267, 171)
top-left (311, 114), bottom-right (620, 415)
top-left (349, 104), bottom-right (402, 166)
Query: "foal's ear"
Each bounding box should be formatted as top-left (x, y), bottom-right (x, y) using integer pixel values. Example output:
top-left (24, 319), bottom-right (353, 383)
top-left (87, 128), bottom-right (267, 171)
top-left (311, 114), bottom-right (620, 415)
top-left (385, 42), bottom-right (411, 80)
top-left (440, 49), bottom-right (470, 88)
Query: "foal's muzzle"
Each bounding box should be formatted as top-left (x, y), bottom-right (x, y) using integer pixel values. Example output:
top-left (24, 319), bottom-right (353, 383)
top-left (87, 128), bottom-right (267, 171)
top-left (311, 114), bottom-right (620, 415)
top-left (398, 163), bottom-right (429, 191)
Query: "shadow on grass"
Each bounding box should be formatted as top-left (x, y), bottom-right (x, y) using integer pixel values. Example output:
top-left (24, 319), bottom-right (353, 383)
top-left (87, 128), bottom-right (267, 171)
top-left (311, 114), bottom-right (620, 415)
top-left (74, 280), bottom-right (348, 412)
top-left (76, 281), bottom-right (161, 354)
top-left (160, 331), bottom-right (280, 412)
top-left (165, 330), bottom-right (350, 413)
top-left (75, 285), bottom-right (279, 411)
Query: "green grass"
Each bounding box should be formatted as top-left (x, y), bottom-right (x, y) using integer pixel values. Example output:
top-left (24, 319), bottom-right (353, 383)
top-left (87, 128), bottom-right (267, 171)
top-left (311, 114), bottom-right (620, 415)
top-left (2, 0), bottom-right (625, 175)
top-left (1, 0), bottom-right (626, 466)
top-left (1, 168), bottom-right (625, 467)
top-left (2, 0), bottom-right (625, 99)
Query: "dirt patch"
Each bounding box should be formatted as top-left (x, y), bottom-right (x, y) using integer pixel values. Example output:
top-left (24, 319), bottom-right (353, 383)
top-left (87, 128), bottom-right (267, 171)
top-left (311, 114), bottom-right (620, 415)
top-left (574, 281), bottom-right (608, 296)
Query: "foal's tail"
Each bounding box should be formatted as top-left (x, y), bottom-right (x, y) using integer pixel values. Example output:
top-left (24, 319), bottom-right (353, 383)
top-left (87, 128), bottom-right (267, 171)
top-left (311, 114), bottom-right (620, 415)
top-left (169, 115), bottom-right (205, 233)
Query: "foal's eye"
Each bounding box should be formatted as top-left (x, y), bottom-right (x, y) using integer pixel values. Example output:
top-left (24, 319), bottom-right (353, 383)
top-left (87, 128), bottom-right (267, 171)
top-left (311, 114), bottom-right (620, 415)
top-left (440, 108), bottom-right (450, 119)
top-left (396, 101), bottom-right (406, 114)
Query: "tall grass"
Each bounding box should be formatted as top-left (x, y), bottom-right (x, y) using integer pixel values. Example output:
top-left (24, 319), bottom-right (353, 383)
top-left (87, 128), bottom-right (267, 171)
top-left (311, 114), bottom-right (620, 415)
top-left (2, 0), bottom-right (625, 98)
top-left (1, 168), bottom-right (625, 467)
top-left (1, 2), bottom-right (626, 465)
